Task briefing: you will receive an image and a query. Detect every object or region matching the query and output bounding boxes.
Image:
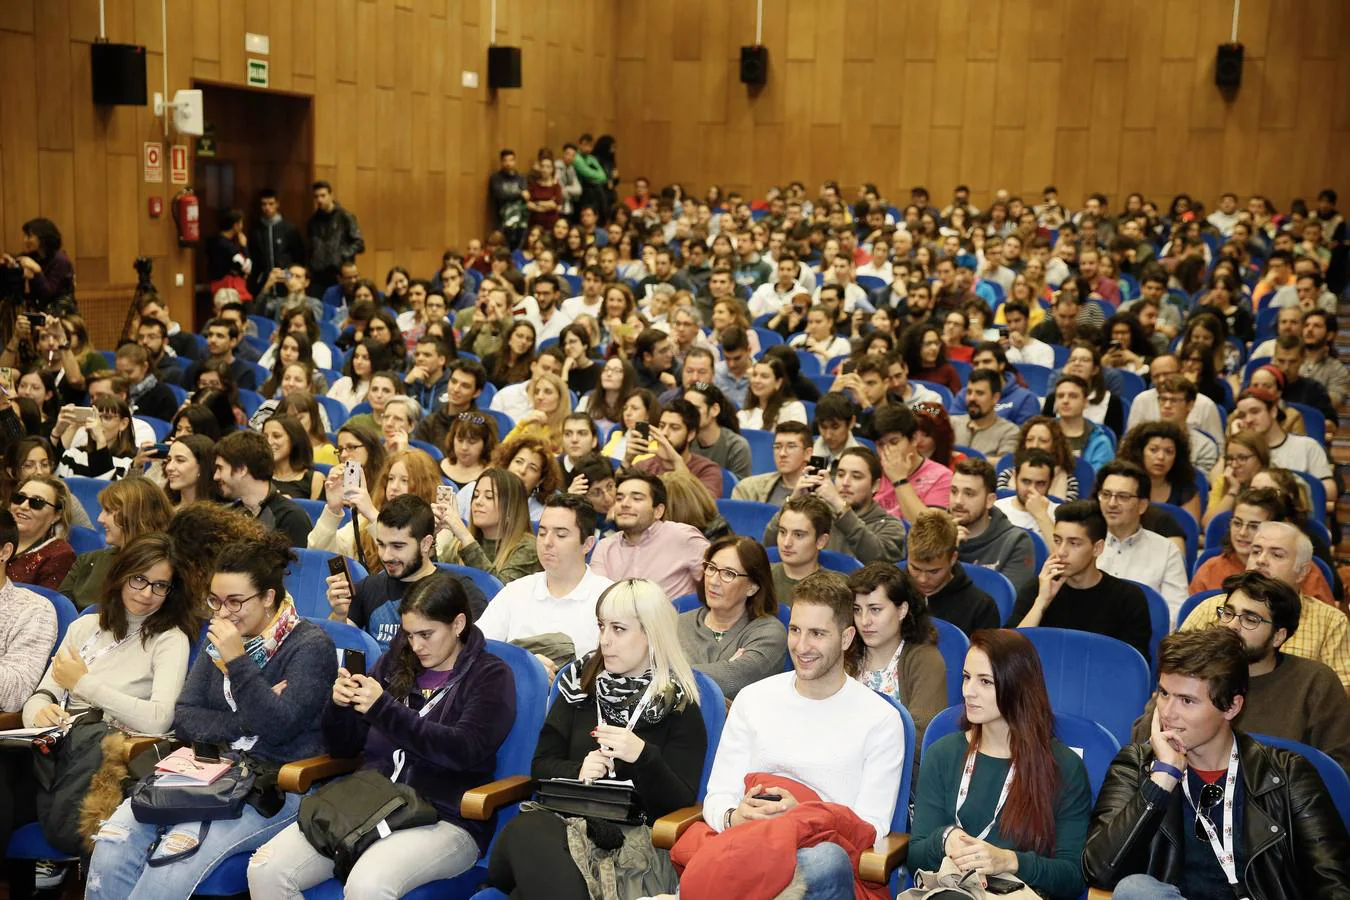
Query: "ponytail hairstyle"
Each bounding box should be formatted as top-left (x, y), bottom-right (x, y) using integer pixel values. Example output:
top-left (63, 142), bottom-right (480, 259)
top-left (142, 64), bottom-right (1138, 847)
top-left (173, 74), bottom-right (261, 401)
top-left (385, 572), bottom-right (472, 700)
top-left (961, 629), bottom-right (1059, 856)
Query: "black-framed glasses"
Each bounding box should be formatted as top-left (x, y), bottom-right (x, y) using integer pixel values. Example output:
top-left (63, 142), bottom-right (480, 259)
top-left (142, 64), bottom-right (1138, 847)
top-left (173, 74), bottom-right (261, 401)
top-left (1215, 605), bottom-right (1272, 631)
top-left (11, 492), bottom-right (61, 512)
top-left (206, 590), bottom-right (265, 612)
top-left (1098, 490), bottom-right (1142, 505)
top-left (128, 575), bottom-right (173, 597)
top-left (1194, 782), bottom-right (1225, 840)
top-left (702, 561), bottom-right (748, 585)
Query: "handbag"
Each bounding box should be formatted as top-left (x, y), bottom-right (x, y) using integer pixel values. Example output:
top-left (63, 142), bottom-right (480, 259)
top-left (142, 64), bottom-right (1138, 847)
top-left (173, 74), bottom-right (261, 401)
top-left (534, 778), bottom-right (645, 826)
top-left (298, 769), bottom-right (438, 883)
top-left (127, 752), bottom-right (259, 866)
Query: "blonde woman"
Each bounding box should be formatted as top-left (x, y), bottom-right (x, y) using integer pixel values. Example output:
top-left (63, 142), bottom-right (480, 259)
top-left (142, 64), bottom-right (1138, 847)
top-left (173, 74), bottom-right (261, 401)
top-left (486, 579), bottom-right (706, 899)
top-left (501, 371), bottom-right (572, 451)
top-left (310, 449), bottom-right (455, 570)
top-left (436, 468), bottom-right (541, 583)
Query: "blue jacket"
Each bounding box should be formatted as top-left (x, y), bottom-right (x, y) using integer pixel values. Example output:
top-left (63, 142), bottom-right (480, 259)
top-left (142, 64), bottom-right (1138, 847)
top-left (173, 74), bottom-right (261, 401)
top-left (1080, 421), bottom-right (1115, 471)
top-left (951, 373), bottom-right (1042, 425)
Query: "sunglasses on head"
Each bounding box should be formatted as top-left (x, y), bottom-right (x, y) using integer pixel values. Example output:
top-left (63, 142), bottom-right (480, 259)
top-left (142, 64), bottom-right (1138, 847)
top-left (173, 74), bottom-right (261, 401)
top-left (12, 492), bottom-right (60, 512)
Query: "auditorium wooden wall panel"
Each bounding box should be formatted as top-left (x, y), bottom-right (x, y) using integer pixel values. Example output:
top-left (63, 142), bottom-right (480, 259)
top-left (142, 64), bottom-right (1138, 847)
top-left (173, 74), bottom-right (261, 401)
top-left (0, 0), bottom-right (615, 333)
top-left (614, 0), bottom-right (1349, 213)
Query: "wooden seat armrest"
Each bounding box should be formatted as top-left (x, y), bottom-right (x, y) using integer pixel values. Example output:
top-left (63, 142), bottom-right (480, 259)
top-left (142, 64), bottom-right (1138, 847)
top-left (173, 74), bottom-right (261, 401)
top-left (1088, 889), bottom-right (1113, 899)
top-left (650, 805), bottom-right (705, 850)
top-left (0, 712), bottom-right (21, 730)
top-left (858, 832), bottom-right (910, 883)
top-left (278, 755), bottom-right (361, 793)
top-left (461, 775), bottom-right (535, 821)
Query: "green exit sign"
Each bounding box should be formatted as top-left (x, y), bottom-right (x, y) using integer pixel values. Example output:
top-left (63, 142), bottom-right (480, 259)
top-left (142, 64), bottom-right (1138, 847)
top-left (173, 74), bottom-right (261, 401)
top-left (247, 58), bottom-right (269, 87)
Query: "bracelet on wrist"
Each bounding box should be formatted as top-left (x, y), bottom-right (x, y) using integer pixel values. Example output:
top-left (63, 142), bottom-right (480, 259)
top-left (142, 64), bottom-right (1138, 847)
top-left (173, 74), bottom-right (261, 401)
top-left (1150, 760), bottom-right (1183, 781)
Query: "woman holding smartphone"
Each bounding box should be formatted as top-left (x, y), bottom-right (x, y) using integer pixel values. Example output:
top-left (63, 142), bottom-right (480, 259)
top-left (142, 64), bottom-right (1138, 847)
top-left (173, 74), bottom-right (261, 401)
top-left (436, 468), bottom-right (542, 584)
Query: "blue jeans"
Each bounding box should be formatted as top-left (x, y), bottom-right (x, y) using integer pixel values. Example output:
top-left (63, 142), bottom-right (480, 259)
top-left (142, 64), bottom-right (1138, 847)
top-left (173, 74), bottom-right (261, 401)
top-left (796, 842), bottom-right (855, 900)
top-left (1112, 874), bottom-right (1186, 900)
top-left (86, 792), bottom-right (303, 900)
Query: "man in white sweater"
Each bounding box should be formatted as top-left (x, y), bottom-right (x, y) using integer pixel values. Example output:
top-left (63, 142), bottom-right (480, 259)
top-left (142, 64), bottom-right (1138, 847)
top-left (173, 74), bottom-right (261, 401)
top-left (0, 512), bottom-right (57, 712)
top-left (702, 571), bottom-right (904, 894)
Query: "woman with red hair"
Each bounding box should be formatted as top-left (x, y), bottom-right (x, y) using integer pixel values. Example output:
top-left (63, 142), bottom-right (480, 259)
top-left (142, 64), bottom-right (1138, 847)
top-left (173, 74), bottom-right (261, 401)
top-left (907, 629), bottom-right (1092, 899)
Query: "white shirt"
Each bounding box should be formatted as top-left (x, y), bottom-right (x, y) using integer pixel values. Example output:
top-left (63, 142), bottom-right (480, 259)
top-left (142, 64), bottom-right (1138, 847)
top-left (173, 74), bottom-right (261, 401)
top-left (475, 567), bottom-right (613, 657)
top-left (534, 307), bottom-right (574, 347)
top-left (788, 332), bottom-right (851, 365)
top-left (855, 261), bottom-right (893, 284)
top-left (1097, 526), bottom-right (1188, 621)
top-left (738, 400), bottom-right (808, 431)
top-left (1269, 433), bottom-right (1332, 481)
top-left (1125, 388), bottom-right (1224, 442)
top-left (993, 496), bottom-right (1058, 533)
top-left (813, 281), bottom-right (873, 313)
top-left (1005, 337), bottom-right (1055, 370)
top-left (489, 382), bottom-right (532, 423)
top-left (702, 672), bottom-right (902, 841)
top-left (258, 340), bottom-right (333, 371)
top-left (561, 295), bottom-right (604, 320)
top-left (749, 282), bottom-right (805, 318)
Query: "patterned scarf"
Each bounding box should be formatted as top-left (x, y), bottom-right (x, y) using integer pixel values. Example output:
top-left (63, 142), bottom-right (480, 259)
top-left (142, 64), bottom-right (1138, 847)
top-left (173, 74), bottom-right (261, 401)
top-left (207, 598), bottom-right (301, 673)
top-left (556, 651), bottom-right (686, 727)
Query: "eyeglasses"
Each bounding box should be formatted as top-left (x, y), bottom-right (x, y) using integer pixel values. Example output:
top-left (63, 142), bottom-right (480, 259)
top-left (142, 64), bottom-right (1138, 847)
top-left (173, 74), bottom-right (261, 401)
top-left (1097, 491), bottom-right (1141, 505)
top-left (1229, 517), bottom-right (1262, 535)
top-left (206, 590), bottom-right (265, 612)
top-left (128, 575), bottom-right (173, 597)
top-left (1194, 782), bottom-right (1225, 841)
top-left (11, 492), bottom-right (61, 512)
top-left (702, 561), bottom-right (749, 585)
top-left (1215, 605), bottom-right (1272, 631)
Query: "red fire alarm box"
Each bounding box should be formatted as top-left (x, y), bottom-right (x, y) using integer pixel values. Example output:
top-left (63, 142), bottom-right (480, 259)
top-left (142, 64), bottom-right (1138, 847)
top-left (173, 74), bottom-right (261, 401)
top-left (148, 196), bottom-right (164, 218)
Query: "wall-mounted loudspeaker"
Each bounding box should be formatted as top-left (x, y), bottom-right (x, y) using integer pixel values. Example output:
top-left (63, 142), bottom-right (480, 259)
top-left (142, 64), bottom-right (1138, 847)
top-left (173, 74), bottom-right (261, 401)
top-left (740, 46), bottom-right (768, 86)
top-left (488, 46), bottom-right (522, 89)
top-left (1215, 42), bottom-right (1244, 89)
top-left (91, 43), bottom-right (148, 105)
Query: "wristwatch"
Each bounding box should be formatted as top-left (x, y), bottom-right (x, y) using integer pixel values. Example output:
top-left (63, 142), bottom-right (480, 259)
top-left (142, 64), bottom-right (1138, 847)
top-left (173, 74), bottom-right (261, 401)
top-left (724, 808), bottom-right (734, 830)
top-left (894, 477), bottom-right (909, 487)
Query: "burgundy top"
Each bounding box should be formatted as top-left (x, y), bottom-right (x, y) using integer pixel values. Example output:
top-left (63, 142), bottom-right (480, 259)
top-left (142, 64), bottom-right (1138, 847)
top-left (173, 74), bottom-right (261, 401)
top-left (527, 181), bottom-right (563, 230)
top-left (913, 362), bottom-right (962, 396)
top-left (7, 539), bottom-right (77, 591)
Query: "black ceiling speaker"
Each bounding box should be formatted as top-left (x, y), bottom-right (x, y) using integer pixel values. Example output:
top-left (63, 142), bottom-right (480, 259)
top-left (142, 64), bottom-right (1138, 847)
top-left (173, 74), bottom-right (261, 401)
top-left (740, 45), bottom-right (768, 86)
top-left (487, 46), bottom-right (522, 89)
top-left (1215, 42), bottom-right (1244, 89)
top-left (91, 42), bottom-right (148, 105)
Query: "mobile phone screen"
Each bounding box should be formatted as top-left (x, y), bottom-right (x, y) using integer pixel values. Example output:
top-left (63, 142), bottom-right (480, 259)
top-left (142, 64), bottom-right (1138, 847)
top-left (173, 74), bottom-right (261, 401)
top-left (344, 649), bottom-right (366, 678)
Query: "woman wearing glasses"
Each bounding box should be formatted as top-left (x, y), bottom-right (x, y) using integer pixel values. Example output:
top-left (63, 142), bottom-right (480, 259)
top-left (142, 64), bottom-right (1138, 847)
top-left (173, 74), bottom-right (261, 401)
top-left (85, 533), bottom-right (337, 900)
top-left (5, 474), bottom-right (75, 590)
top-left (2, 534), bottom-right (196, 859)
top-left (677, 537), bottom-right (786, 701)
top-left (59, 476), bottom-right (173, 610)
top-left (909, 630), bottom-right (1092, 899)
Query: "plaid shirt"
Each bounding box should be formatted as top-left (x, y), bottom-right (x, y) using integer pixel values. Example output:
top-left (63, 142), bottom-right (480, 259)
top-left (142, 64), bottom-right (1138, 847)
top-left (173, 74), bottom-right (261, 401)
top-left (1183, 593), bottom-right (1350, 690)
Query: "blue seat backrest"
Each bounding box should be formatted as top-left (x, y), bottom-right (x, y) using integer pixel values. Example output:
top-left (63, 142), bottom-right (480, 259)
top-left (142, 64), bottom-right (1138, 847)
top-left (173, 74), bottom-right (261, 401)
top-left (1291, 469), bottom-right (1328, 524)
top-left (1014, 627), bottom-right (1151, 746)
top-left (960, 563), bottom-right (1015, 626)
top-left (720, 468), bottom-right (739, 499)
top-left (485, 409), bottom-right (515, 440)
top-left (875, 695), bottom-right (916, 836)
top-left (741, 427), bottom-right (774, 475)
top-left (18, 583), bottom-right (78, 651)
top-left (316, 395), bottom-right (349, 430)
top-left (1177, 590), bottom-right (1223, 630)
top-left (67, 525), bottom-right (106, 555)
top-left (1128, 581), bottom-right (1170, 676)
top-left (1019, 364), bottom-right (1054, 396)
top-left (672, 593), bottom-right (700, 613)
top-left (1152, 501), bottom-right (1198, 571)
top-left (287, 550), bottom-right (369, 619)
top-left (63, 476), bottom-right (108, 532)
top-left (716, 499), bottom-right (777, 542)
top-left (1250, 733), bottom-right (1350, 830)
top-left (1026, 530), bottom-right (1048, 575)
top-left (434, 563), bottom-right (505, 601)
top-left (306, 616), bottom-right (382, 667)
top-left (408, 439), bottom-right (444, 461)
top-left (931, 618), bottom-right (969, 706)
top-left (922, 705), bottom-right (1120, 799)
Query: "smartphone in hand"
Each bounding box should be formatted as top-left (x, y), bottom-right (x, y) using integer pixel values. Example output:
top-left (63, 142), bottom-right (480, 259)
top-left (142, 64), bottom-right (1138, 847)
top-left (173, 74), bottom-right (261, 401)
top-left (343, 649), bottom-right (366, 678)
top-left (634, 421), bottom-right (651, 439)
top-left (326, 555), bottom-right (354, 598)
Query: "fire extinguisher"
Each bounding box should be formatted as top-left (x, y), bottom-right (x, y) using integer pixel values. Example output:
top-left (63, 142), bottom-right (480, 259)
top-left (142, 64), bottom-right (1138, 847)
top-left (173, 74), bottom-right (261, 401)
top-left (172, 189), bottom-right (200, 246)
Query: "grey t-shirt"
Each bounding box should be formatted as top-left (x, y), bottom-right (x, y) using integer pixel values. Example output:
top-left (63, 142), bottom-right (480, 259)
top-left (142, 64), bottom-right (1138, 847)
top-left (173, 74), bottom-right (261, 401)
top-left (693, 427), bottom-right (753, 480)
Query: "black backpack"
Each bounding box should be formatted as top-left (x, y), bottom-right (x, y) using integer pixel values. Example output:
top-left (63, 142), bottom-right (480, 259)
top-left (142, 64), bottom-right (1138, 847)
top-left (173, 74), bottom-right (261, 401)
top-left (298, 768), bottom-right (438, 883)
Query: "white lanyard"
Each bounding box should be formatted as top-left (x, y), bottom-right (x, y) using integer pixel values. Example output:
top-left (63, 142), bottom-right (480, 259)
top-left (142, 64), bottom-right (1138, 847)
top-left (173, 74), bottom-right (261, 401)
top-left (954, 746), bottom-right (1015, 841)
top-left (62, 630), bottom-right (137, 708)
top-left (1181, 742), bottom-right (1242, 890)
top-left (390, 685), bottom-right (450, 782)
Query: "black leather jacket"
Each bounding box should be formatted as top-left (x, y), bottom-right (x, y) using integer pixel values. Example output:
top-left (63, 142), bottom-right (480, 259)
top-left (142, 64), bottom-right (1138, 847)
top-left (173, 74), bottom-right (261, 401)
top-left (1082, 734), bottom-right (1350, 900)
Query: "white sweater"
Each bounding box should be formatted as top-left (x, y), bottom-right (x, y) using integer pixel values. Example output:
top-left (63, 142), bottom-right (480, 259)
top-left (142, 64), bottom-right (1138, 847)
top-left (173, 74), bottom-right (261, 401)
top-left (0, 581), bottom-right (58, 712)
top-left (703, 672), bottom-right (904, 841)
top-left (22, 611), bottom-right (190, 735)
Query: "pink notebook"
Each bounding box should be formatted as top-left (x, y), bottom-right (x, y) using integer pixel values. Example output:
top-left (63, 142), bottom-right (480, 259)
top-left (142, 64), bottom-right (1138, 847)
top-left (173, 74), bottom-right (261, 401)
top-left (154, 747), bottom-right (232, 784)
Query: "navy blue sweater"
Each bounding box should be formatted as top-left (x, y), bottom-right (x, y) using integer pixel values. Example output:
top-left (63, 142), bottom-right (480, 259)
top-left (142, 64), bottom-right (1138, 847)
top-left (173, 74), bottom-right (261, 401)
top-left (322, 626), bottom-right (516, 853)
top-left (173, 619), bottom-right (336, 764)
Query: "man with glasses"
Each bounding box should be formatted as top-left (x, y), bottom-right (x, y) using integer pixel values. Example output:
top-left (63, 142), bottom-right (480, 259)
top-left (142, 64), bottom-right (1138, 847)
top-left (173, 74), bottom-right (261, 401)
top-left (0, 509), bottom-right (56, 712)
top-left (1125, 353), bottom-right (1224, 438)
top-left (1085, 627), bottom-right (1349, 899)
top-left (213, 430), bottom-right (311, 547)
top-left (1178, 521), bottom-right (1350, 690)
top-left (478, 494), bottom-right (611, 681)
top-left (1153, 375), bottom-right (1220, 473)
top-left (1131, 571), bottom-right (1350, 770)
top-left (731, 421), bottom-right (812, 505)
top-left (1013, 499), bottom-right (1152, 661)
top-left (412, 359), bottom-right (487, 448)
top-left (1091, 461), bottom-right (1188, 623)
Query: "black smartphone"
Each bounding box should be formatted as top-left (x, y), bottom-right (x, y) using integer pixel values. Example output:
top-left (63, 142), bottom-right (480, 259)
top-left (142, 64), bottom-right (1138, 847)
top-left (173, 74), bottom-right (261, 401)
top-left (344, 649), bottom-right (366, 678)
top-left (634, 421), bottom-right (651, 438)
top-left (151, 442), bottom-right (171, 458)
top-left (808, 455), bottom-right (827, 472)
top-left (984, 875), bottom-right (1023, 895)
top-left (192, 741), bottom-right (221, 763)
top-left (27, 312), bottom-right (45, 328)
top-left (752, 793), bottom-right (781, 802)
top-left (326, 555), bottom-right (353, 596)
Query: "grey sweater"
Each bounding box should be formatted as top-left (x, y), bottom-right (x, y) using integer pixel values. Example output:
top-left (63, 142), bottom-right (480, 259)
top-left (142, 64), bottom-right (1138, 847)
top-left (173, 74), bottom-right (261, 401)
top-left (0, 581), bottom-right (57, 713)
top-left (764, 500), bottom-right (907, 565)
top-left (677, 607), bottom-right (787, 700)
top-left (693, 428), bottom-right (753, 480)
top-left (958, 507), bottom-right (1036, 594)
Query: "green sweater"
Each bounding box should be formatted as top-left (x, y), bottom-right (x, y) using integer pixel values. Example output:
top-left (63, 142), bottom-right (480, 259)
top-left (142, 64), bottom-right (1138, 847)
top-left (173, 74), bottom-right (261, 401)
top-left (59, 547), bottom-right (117, 610)
top-left (454, 534), bottom-right (541, 584)
top-left (908, 733), bottom-right (1092, 899)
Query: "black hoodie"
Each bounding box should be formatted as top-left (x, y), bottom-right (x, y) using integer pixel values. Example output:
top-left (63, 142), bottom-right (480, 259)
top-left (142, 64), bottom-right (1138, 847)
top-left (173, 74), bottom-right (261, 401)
top-left (927, 565), bottom-right (1002, 637)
